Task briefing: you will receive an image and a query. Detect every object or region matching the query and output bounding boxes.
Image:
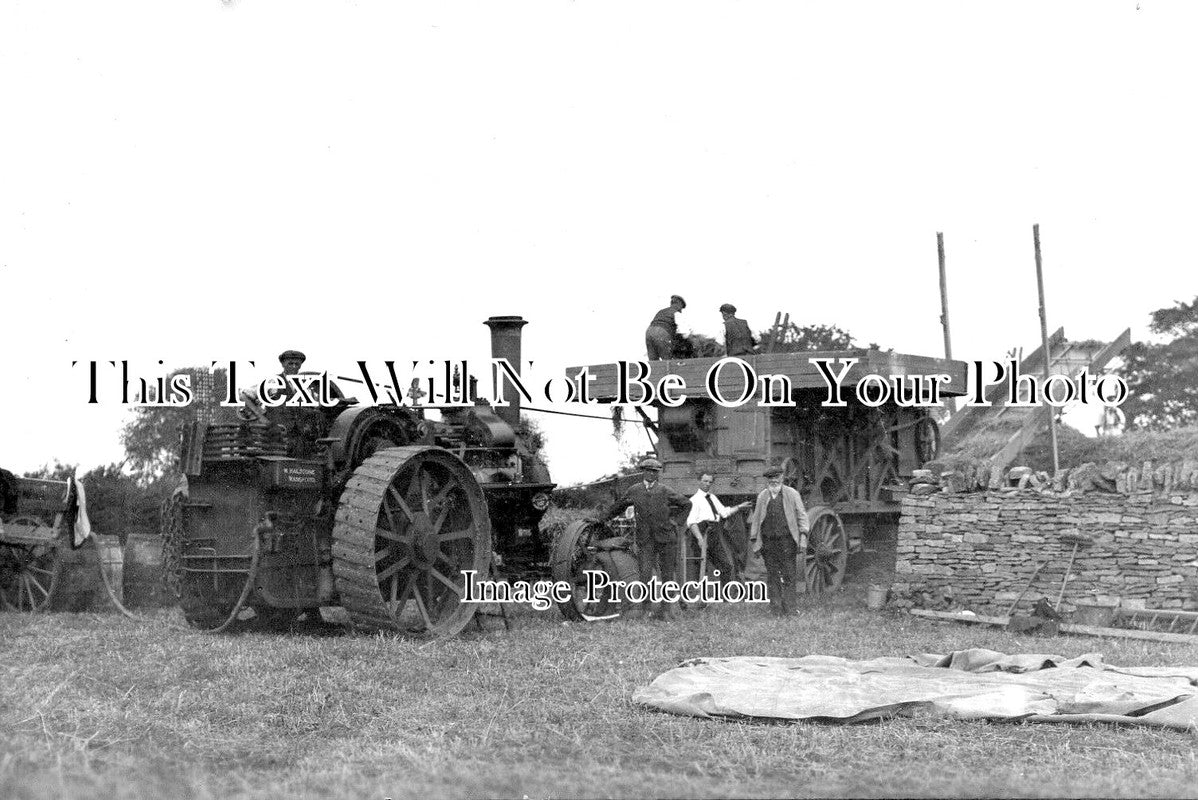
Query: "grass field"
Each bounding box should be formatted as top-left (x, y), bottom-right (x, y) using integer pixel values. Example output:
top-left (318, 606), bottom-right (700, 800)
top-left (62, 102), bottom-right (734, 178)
top-left (3, 585), bottom-right (1198, 800)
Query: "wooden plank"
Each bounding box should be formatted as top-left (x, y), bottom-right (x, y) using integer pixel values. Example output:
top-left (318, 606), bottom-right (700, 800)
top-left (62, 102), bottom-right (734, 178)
top-left (909, 609), bottom-right (1198, 644)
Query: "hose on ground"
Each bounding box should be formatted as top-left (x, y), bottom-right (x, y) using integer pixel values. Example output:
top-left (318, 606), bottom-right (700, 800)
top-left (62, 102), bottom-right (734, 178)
top-left (92, 518), bottom-right (264, 634)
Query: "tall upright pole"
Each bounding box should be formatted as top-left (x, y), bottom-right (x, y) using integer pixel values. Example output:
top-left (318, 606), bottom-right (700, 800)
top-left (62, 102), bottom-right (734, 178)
top-left (1033, 224), bottom-right (1060, 473)
top-left (937, 232), bottom-right (956, 412)
top-left (937, 232), bottom-right (952, 361)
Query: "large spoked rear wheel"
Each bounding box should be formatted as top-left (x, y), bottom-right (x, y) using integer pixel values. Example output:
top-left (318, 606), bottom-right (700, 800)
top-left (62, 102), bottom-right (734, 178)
top-left (550, 519), bottom-right (637, 621)
top-left (333, 446), bottom-right (491, 637)
top-left (802, 506), bottom-right (847, 595)
top-left (0, 518), bottom-right (63, 612)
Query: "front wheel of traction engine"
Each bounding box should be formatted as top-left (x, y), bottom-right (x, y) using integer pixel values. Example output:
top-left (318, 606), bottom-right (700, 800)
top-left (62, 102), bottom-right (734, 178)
top-left (550, 519), bottom-right (638, 621)
top-left (332, 446), bottom-right (491, 637)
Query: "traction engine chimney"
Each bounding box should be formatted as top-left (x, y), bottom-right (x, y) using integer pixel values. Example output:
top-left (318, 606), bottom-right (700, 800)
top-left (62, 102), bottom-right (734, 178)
top-left (484, 315), bottom-right (528, 430)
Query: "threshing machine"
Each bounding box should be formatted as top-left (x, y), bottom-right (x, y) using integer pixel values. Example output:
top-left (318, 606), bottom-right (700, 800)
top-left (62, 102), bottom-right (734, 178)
top-left (561, 348), bottom-right (968, 600)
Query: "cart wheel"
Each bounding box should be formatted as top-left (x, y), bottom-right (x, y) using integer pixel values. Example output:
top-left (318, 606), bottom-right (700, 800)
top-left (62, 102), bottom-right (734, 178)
top-left (802, 506), bottom-right (847, 595)
top-left (0, 518), bottom-right (63, 612)
top-left (913, 416), bottom-right (940, 465)
top-left (781, 457), bottom-right (802, 489)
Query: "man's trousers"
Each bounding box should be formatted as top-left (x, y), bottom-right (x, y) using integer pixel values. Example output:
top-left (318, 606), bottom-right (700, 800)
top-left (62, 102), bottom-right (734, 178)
top-left (760, 534), bottom-right (799, 615)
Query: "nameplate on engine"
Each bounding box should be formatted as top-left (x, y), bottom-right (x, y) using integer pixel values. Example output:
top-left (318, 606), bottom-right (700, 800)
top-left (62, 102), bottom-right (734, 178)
top-left (263, 460), bottom-right (323, 488)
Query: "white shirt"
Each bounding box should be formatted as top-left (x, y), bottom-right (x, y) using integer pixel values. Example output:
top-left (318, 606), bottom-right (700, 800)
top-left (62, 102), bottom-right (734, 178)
top-left (686, 490), bottom-right (735, 527)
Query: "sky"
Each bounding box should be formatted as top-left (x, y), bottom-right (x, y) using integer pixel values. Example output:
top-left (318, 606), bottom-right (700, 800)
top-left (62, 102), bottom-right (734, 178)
top-left (2, 0), bottom-right (1195, 485)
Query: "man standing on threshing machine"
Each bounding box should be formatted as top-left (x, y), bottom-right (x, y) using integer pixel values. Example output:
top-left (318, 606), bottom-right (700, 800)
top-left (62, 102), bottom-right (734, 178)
top-left (602, 457), bottom-right (691, 620)
top-left (748, 465), bottom-right (810, 617)
top-left (720, 303), bottom-right (757, 357)
top-left (685, 473), bottom-right (751, 589)
top-left (645, 295), bottom-right (686, 360)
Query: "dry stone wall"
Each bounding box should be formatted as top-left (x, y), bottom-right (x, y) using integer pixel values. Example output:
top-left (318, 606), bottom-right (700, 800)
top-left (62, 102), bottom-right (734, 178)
top-left (892, 490), bottom-right (1198, 613)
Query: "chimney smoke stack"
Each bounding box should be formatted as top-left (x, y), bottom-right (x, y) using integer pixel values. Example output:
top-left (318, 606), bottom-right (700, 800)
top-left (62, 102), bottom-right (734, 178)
top-left (484, 316), bottom-right (527, 429)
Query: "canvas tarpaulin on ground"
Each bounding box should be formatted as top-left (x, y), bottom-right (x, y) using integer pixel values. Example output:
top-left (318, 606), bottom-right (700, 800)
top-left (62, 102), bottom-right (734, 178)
top-left (632, 649), bottom-right (1198, 733)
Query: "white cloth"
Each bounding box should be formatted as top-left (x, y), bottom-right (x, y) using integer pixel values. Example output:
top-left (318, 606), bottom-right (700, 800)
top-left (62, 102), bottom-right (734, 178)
top-left (633, 649), bottom-right (1198, 731)
top-left (686, 490), bottom-right (735, 528)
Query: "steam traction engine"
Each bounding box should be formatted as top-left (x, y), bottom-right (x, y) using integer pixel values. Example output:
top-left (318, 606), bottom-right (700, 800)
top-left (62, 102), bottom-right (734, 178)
top-left (565, 349), bottom-right (968, 596)
top-left (163, 317), bottom-right (554, 636)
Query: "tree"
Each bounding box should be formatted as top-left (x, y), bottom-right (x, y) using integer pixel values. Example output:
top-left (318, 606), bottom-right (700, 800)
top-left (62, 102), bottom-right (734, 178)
top-left (121, 367), bottom-right (230, 481)
top-left (762, 321), bottom-right (889, 353)
top-left (680, 323), bottom-right (880, 358)
top-left (23, 461), bottom-right (78, 482)
top-left (1119, 295), bottom-right (1198, 431)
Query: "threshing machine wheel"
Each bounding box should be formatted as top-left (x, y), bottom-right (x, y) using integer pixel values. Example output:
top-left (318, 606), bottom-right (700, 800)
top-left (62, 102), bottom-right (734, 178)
top-left (332, 446), bottom-right (491, 637)
top-left (0, 517), bottom-right (63, 612)
top-left (913, 416), bottom-right (941, 465)
top-left (550, 519), bottom-right (638, 621)
top-left (802, 506), bottom-right (847, 595)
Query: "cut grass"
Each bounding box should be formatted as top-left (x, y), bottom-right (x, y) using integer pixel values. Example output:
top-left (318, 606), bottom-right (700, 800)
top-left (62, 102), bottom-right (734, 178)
top-left (2, 586), bottom-right (1198, 799)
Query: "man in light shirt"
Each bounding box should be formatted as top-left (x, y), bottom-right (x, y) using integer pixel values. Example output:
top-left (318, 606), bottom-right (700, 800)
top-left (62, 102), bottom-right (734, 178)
top-left (685, 473), bottom-right (751, 588)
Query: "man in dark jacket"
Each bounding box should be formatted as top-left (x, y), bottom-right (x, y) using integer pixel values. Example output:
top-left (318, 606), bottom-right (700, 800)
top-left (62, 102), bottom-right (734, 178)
top-left (645, 295), bottom-right (686, 360)
top-left (603, 457), bottom-right (691, 618)
top-left (720, 304), bottom-right (757, 357)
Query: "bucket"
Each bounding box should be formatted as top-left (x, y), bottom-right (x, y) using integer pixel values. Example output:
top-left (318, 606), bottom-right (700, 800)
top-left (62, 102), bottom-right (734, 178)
top-left (96, 537), bottom-right (124, 604)
top-left (1073, 602), bottom-right (1117, 626)
top-left (866, 583), bottom-right (889, 611)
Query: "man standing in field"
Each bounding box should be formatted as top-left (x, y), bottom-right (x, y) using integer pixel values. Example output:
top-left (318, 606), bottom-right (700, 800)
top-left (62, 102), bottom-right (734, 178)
top-left (748, 465), bottom-right (809, 616)
top-left (603, 457), bottom-right (691, 620)
top-left (685, 473), bottom-right (751, 588)
top-left (645, 295), bottom-right (686, 360)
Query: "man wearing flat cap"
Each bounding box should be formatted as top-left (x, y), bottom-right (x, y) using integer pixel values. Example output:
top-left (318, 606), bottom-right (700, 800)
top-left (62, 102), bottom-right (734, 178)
top-left (646, 295), bottom-right (686, 360)
top-left (748, 465), bottom-right (810, 616)
top-left (278, 350), bottom-right (306, 376)
top-left (720, 304), bottom-right (757, 357)
top-left (602, 456), bottom-right (691, 619)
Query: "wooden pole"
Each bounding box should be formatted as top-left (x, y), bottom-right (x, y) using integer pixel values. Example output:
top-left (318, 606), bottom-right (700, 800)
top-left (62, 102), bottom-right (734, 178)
top-left (937, 232), bottom-right (952, 361)
top-left (937, 232), bottom-right (956, 412)
top-left (1033, 224), bottom-right (1060, 473)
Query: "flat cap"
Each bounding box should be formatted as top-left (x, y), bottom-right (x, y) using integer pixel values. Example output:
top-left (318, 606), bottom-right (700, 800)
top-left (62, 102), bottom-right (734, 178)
top-left (719, 303), bottom-right (736, 314)
top-left (670, 295), bottom-right (687, 309)
top-left (278, 350), bottom-right (307, 363)
top-left (638, 457), bottom-right (663, 471)
top-left (763, 466), bottom-right (784, 478)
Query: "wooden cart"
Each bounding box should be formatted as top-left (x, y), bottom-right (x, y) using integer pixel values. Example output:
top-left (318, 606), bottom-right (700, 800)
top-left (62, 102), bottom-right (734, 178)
top-left (0, 471), bottom-right (89, 612)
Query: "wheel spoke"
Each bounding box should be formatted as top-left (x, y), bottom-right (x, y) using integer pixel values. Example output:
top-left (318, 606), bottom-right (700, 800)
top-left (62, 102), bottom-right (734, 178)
top-left (430, 503), bottom-right (451, 537)
top-left (28, 574), bottom-right (50, 598)
top-left (386, 487), bottom-right (414, 522)
top-left (375, 526), bottom-right (412, 544)
top-left (27, 566), bottom-right (56, 578)
top-left (410, 584), bottom-right (433, 629)
top-left (438, 527), bottom-right (473, 543)
top-left (429, 567), bottom-right (463, 597)
top-left (377, 558), bottom-right (411, 583)
top-left (418, 467), bottom-right (432, 513)
top-left (428, 481), bottom-right (454, 512)
top-left (387, 574), bottom-right (415, 613)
